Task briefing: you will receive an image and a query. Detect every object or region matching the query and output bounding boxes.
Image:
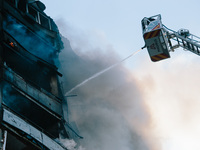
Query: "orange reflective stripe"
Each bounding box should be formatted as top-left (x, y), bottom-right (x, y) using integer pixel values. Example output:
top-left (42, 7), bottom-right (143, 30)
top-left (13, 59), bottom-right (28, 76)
top-left (157, 54), bottom-right (168, 59)
top-left (151, 56), bottom-right (160, 61)
top-left (151, 30), bottom-right (159, 39)
top-left (144, 30), bottom-right (160, 40)
top-left (151, 53), bottom-right (169, 62)
top-left (144, 32), bottom-right (151, 40)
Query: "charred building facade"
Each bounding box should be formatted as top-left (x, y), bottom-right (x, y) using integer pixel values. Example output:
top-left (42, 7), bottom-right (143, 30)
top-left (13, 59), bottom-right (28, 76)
top-left (0, 0), bottom-right (79, 149)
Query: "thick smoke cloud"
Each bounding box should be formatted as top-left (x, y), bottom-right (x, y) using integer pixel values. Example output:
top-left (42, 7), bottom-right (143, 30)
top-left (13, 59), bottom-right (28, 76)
top-left (135, 52), bottom-right (200, 150)
top-left (58, 22), bottom-right (160, 150)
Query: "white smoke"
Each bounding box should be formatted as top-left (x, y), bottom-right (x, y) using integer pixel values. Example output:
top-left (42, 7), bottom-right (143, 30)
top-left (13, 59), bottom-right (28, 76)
top-left (59, 138), bottom-right (85, 150)
top-left (57, 22), bottom-right (160, 150)
top-left (65, 48), bottom-right (142, 96)
top-left (134, 51), bottom-right (200, 150)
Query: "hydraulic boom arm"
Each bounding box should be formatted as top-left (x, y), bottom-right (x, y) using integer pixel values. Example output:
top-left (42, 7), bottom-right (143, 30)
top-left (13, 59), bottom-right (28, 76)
top-left (164, 25), bottom-right (200, 56)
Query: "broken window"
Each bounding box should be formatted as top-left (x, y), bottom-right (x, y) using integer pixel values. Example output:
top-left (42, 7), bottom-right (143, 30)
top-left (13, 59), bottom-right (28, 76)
top-left (40, 13), bottom-right (50, 29)
top-left (28, 5), bottom-right (38, 22)
top-left (6, 132), bottom-right (41, 150)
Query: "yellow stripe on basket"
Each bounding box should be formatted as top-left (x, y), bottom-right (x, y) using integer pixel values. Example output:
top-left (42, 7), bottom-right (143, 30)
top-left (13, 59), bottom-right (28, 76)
top-left (151, 30), bottom-right (159, 38)
top-left (144, 32), bottom-right (151, 40)
top-left (151, 56), bottom-right (160, 61)
top-left (157, 54), bottom-right (168, 59)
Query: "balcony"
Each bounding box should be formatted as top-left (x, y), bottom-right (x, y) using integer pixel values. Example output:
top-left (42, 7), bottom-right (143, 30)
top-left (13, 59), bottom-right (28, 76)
top-left (3, 66), bottom-right (63, 117)
top-left (3, 108), bottom-right (67, 150)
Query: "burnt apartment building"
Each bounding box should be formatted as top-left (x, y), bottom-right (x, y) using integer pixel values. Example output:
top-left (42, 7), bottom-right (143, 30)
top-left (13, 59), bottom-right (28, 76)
top-left (0, 0), bottom-right (80, 149)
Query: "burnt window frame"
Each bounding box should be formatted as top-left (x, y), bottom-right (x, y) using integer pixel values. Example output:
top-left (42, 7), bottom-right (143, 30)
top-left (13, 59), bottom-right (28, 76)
top-left (27, 4), bottom-right (39, 23)
top-left (39, 13), bottom-right (51, 29)
top-left (27, 4), bottom-right (52, 30)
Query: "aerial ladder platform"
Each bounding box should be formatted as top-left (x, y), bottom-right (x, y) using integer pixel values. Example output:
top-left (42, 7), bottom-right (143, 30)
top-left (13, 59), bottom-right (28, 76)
top-left (141, 14), bottom-right (200, 62)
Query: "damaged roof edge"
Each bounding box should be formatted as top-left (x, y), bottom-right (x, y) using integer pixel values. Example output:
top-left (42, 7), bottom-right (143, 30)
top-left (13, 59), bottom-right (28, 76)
top-left (28, 0), bottom-right (46, 12)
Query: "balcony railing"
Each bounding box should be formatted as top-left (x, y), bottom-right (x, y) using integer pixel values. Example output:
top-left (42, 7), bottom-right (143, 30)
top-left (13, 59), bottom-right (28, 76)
top-left (3, 108), bottom-right (67, 150)
top-left (3, 66), bottom-right (63, 117)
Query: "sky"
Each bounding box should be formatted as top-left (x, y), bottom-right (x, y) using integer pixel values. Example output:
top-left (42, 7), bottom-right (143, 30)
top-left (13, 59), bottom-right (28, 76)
top-left (41, 1), bottom-right (200, 150)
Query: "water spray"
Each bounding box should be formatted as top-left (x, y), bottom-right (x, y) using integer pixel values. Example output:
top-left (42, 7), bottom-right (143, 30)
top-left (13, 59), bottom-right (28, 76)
top-left (65, 46), bottom-right (146, 96)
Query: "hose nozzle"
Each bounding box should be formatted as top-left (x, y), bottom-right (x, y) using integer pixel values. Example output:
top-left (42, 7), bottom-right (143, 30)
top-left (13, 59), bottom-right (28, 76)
top-left (141, 45), bottom-right (146, 49)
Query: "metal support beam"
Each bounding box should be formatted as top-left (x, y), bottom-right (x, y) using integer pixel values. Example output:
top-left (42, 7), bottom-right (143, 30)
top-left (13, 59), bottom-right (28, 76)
top-left (0, 0), bottom-right (3, 65)
top-left (2, 130), bottom-right (7, 150)
top-left (0, 129), bottom-right (7, 150)
top-left (0, 1), bottom-right (4, 149)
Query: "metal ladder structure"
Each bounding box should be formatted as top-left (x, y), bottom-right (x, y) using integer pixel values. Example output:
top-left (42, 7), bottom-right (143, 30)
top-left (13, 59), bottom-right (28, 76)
top-left (163, 25), bottom-right (200, 56)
